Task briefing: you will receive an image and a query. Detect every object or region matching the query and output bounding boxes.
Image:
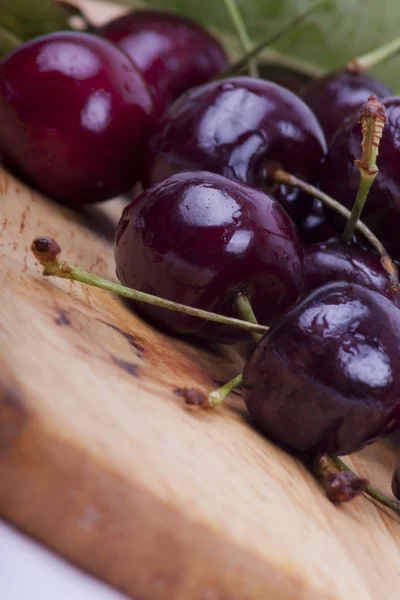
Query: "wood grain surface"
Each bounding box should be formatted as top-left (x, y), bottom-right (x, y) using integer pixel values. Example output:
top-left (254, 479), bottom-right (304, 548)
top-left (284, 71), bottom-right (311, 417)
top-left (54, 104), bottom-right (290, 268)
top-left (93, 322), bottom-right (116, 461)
top-left (1, 3), bottom-right (400, 598)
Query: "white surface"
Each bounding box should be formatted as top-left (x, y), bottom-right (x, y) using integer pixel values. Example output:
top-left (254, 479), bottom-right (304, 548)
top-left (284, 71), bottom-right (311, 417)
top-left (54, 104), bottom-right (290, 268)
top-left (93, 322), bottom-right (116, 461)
top-left (0, 520), bottom-right (130, 600)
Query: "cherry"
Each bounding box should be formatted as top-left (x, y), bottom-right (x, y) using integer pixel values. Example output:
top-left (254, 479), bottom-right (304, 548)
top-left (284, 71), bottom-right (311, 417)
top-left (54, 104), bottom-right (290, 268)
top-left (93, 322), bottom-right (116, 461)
top-left (242, 282), bottom-right (400, 456)
top-left (143, 76), bottom-right (327, 225)
top-left (303, 242), bottom-right (400, 308)
top-left (318, 96), bottom-right (400, 259)
top-left (301, 72), bottom-right (393, 143)
top-left (0, 32), bottom-right (154, 205)
top-left (114, 171), bottom-right (305, 343)
top-left (97, 10), bottom-right (228, 117)
top-left (298, 200), bottom-right (336, 245)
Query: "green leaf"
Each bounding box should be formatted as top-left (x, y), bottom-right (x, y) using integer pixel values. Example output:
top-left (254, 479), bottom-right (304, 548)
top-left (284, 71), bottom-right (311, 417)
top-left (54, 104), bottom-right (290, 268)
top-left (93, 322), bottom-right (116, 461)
top-left (0, 0), bottom-right (70, 41)
top-left (114, 0), bottom-right (400, 88)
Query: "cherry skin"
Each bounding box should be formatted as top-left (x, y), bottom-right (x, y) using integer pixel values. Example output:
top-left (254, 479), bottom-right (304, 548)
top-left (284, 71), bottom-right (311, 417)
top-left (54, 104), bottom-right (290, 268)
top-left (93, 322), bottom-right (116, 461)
top-left (143, 76), bottom-right (327, 225)
top-left (298, 200), bottom-right (336, 246)
top-left (303, 241), bottom-right (400, 308)
top-left (115, 171), bottom-right (305, 344)
top-left (318, 96), bottom-right (400, 259)
top-left (242, 282), bottom-right (400, 456)
top-left (301, 72), bottom-right (393, 143)
top-left (97, 10), bottom-right (228, 117)
top-left (0, 32), bottom-right (154, 206)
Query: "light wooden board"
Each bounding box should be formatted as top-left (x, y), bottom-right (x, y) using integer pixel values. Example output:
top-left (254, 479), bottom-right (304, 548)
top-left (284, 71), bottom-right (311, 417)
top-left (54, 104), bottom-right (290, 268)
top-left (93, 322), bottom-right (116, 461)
top-left (1, 2), bottom-right (400, 597)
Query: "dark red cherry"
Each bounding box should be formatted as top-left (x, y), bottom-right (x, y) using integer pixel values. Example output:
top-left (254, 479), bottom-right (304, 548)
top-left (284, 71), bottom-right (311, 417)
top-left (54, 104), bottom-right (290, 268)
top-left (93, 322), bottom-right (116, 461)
top-left (318, 96), bottom-right (400, 259)
top-left (301, 72), bottom-right (393, 143)
top-left (303, 242), bottom-right (400, 308)
top-left (144, 76), bottom-right (327, 225)
top-left (242, 282), bottom-right (400, 456)
top-left (97, 10), bottom-right (228, 117)
top-left (115, 171), bottom-right (305, 344)
top-left (298, 200), bottom-right (336, 245)
top-left (0, 32), bottom-right (154, 205)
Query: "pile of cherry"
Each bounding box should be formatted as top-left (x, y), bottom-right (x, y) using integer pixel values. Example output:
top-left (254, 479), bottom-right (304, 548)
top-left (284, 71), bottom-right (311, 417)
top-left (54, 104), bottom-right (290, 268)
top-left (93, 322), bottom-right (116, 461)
top-left (3, 6), bottom-right (400, 507)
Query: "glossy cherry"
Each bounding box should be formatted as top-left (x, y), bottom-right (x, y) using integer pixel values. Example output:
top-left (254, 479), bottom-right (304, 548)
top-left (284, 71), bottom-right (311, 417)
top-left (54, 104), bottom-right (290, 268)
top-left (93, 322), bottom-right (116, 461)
top-left (303, 241), bottom-right (400, 308)
top-left (242, 282), bottom-right (400, 456)
top-left (115, 171), bottom-right (305, 343)
top-left (301, 72), bottom-right (393, 143)
top-left (0, 32), bottom-right (154, 205)
top-left (298, 200), bottom-right (336, 245)
top-left (143, 76), bottom-right (327, 225)
top-left (97, 10), bottom-right (228, 117)
top-left (318, 96), bottom-right (400, 259)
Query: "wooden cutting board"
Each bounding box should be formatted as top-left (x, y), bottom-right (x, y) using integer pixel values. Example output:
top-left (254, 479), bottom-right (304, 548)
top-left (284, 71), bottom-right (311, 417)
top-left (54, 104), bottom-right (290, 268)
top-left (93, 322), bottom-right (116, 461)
top-left (1, 3), bottom-right (400, 598)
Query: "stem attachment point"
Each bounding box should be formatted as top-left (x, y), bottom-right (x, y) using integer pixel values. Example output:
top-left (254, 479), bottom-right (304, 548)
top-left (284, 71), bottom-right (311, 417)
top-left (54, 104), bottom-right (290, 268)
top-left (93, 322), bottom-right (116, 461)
top-left (313, 454), bottom-right (369, 503)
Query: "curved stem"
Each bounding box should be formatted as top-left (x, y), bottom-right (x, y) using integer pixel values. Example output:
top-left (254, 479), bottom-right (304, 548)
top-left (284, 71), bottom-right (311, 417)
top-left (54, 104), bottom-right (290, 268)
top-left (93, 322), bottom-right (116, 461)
top-left (270, 168), bottom-right (399, 292)
top-left (208, 373), bottom-right (243, 407)
top-left (342, 96), bottom-right (387, 242)
top-left (234, 293), bottom-right (263, 342)
top-left (30, 238), bottom-right (269, 336)
top-left (220, 0), bottom-right (328, 79)
top-left (332, 457), bottom-right (400, 513)
top-left (222, 0), bottom-right (258, 77)
top-left (0, 26), bottom-right (21, 58)
top-left (347, 36), bottom-right (400, 74)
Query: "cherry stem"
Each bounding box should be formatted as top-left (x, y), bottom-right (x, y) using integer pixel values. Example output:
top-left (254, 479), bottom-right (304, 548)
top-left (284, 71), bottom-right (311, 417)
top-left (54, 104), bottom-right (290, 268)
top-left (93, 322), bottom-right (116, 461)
top-left (331, 456), bottom-right (400, 513)
top-left (0, 26), bottom-right (21, 58)
top-left (233, 293), bottom-right (263, 342)
top-left (30, 238), bottom-right (269, 336)
top-left (347, 36), bottom-right (400, 74)
top-left (270, 168), bottom-right (399, 292)
top-left (313, 454), bottom-right (369, 503)
top-left (342, 96), bottom-right (387, 243)
top-left (208, 373), bottom-right (243, 407)
top-left (220, 0), bottom-right (328, 79)
top-left (222, 0), bottom-right (258, 77)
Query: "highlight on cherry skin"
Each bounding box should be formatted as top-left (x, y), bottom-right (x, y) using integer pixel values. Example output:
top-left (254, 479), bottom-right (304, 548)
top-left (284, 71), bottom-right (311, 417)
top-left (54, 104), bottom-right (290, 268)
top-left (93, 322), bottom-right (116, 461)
top-left (143, 76), bottom-right (327, 226)
top-left (97, 10), bottom-right (229, 117)
top-left (0, 31), bottom-right (155, 206)
top-left (242, 282), bottom-right (400, 457)
top-left (319, 96), bottom-right (400, 260)
top-left (114, 170), bottom-right (305, 344)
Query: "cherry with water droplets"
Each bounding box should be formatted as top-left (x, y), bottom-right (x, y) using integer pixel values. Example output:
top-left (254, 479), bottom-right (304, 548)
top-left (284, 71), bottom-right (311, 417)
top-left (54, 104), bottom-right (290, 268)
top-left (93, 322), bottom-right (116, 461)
top-left (115, 171), bottom-right (305, 343)
top-left (97, 10), bottom-right (228, 117)
top-left (0, 32), bottom-right (154, 205)
top-left (242, 282), bottom-right (400, 456)
top-left (143, 76), bottom-right (327, 225)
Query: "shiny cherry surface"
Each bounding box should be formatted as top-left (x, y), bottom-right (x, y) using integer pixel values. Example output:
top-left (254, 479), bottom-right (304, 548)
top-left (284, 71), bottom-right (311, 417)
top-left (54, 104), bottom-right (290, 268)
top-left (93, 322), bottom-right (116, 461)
top-left (98, 10), bottom-right (228, 116)
top-left (298, 200), bottom-right (336, 245)
top-left (243, 282), bottom-right (400, 456)
top-left (0, 32), bottom-right (154, 205)
top-left (115, 171), bottom-right (305, 343)
top-left (144, 77), bottom-right (327, 225)
top-left (318, 96), bottom-right (400, 258)
top-left (303, 241), bottom-right (400, 307)
top-left (301, 72), bottom-right (393, 143)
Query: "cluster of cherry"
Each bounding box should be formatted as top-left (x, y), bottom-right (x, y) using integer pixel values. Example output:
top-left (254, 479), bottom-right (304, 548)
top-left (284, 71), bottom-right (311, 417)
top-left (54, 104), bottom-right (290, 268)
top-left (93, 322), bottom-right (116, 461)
top-left (2, 4), bottom-right (400, 507)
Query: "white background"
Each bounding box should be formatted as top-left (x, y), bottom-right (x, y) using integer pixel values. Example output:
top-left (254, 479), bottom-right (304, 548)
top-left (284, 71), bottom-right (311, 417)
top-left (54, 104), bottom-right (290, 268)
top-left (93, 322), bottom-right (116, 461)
top-left (0, 520), bottom-right (130, 600)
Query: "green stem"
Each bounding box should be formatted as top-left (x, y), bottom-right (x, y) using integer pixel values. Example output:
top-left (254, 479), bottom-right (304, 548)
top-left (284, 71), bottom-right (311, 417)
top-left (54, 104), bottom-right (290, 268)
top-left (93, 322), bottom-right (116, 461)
top-left (220, 0), bottom-right (328, 78)
top-left (31, 238), bottom-right (269, 336)
top-left (347, 36), bottom-right (400, 73)
top-left (0, 26), bottom-right (21, 58)
top-left (208, 373), bottom-right (243, 407)
top-left (341, 173), bottom-right (376, 243)
top-left (270, 168), bottom-right (399, 292)
top-left (332, 457), bottom-right (400, 513)
top-left (222, 0), bottom-right (258, 77)
top-left (234, 293), bottom-right (263, 342)
top-left (342, 96), bottom-right (386, 243)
